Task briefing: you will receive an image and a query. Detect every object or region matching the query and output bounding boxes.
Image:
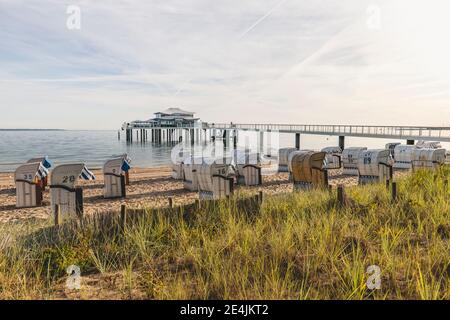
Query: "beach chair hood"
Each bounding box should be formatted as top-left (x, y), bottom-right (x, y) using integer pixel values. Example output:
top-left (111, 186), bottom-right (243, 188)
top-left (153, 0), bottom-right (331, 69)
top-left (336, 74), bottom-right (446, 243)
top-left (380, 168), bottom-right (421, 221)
top-left (14, 162), bottom-right (43, 183)
top-left (51, 163), bottom-right (95, 189)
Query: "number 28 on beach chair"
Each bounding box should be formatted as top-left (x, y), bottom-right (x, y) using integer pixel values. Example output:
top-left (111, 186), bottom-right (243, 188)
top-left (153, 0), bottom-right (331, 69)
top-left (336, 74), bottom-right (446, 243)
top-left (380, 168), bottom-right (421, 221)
top-left (14, 162), bottom-right (48, 208)
top-left (50, 164), bottom-right (95, 221)
top-left (103, 156), bottom-right (131, 198)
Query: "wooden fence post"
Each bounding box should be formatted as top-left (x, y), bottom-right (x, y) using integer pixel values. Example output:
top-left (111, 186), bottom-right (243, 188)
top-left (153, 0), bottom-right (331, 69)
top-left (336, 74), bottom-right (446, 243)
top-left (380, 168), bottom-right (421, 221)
top-left (168, 197), bottom-right (173, 208)
top-left (54, 204), bottom-right (60, 226)
top-left (337, 185), bottom-right (345, 207)
top-left (258, 191), bottom-right (264, 204)
top-left (120, 204), bottom-right (127, 229)
top-left (391, 182), bottom-right (398, 201)
top-left (195, 199), bottom-right (200, 209)
top-left (386, 179), bottom-right (390, 190)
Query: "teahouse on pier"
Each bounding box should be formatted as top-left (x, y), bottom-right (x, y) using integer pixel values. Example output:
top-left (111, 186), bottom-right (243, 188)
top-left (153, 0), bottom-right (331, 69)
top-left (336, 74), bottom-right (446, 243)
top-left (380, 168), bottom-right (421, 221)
top-left (121, 109), bottom-right (450, 150)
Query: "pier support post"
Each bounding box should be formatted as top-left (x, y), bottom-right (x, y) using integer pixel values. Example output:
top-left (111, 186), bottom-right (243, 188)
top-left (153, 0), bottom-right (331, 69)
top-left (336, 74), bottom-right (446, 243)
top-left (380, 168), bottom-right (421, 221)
top-left (407, 139), bottom-right (415, 145)
top-left (295, 133), bottom-right (300, 150)
top-left (233, 130), bottom-right (238, 148)
top-left (259, 131), bottom-right (264, 154)
top-left (339, 136), bottom-right (345, 150)
top-left (190, 129), bottom-right (195, 145)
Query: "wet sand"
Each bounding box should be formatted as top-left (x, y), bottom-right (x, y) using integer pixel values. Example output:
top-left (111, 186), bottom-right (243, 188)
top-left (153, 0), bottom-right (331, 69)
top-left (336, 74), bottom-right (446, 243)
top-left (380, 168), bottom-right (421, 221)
top-left (0, 166), bottom-right (359, 223)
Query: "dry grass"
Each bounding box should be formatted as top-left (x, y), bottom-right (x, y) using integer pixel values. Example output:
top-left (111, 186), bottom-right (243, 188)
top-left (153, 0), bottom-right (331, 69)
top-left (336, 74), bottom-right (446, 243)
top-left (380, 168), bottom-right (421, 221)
top-left (0, 167), bottom-right (449, 300)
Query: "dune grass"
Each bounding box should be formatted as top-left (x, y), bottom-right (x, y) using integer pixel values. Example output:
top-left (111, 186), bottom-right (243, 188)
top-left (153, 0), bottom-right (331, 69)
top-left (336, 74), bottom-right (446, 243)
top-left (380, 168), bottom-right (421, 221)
top-left (0, 167), bottom-right (448, 300)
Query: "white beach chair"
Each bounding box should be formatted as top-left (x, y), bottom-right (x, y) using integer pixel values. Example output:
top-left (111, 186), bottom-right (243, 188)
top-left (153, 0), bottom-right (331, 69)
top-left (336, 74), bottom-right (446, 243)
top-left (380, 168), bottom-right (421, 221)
top-left (342, 147), bottom-right (368, 175)
top-left (357, 149), bottom-right (393, 185)
top-left (14, 162), bottom-right (46, 208)
top-left (50, 163), bottom-right (95, 221)
top-left (197, 163), bottom-right (235, 200)
top-left (103, 158), bottom-right (128, 198)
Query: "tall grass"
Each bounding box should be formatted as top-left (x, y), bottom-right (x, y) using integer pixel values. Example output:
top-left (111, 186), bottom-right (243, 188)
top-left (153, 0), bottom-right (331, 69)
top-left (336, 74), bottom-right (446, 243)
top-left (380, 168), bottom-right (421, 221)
top-left (0, 168), bottom-right (448, 299)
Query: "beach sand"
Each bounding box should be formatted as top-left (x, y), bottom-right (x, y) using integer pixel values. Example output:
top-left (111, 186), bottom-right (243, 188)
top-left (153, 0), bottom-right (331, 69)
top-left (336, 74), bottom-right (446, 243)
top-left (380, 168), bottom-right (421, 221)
top-left (0, 166), bottom-right (361, 223)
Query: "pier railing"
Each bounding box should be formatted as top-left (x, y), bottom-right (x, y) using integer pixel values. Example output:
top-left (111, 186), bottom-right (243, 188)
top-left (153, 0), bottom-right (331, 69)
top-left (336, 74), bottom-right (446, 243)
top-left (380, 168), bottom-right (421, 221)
top-left (201, 123), bottom-right (450, 142)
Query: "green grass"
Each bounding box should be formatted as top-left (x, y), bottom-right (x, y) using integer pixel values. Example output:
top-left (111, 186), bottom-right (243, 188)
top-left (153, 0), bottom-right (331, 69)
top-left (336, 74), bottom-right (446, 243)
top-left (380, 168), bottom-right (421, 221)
top-left (0, 168), bottom-right (449, 299)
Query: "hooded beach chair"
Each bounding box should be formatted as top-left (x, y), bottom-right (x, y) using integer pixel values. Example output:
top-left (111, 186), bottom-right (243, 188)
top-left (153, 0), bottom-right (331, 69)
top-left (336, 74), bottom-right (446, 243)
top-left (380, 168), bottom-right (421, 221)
top-left (288, 151), bottom-right (328, 191)
top-left (50, 163), bottom-right (95, 221)
top-left (197, 163), bottom-right (235, 200)
top-left (357, 149), bottom-right (393, 185)
top-left (393, 145), bottom-right (416, 170)
top-left (233, 149), bottom-right (262, 186)
top-left (278, 148), bottom-right (298, 172)
top-left (321, 147), bottom-right (342, 169)
top-left (411, 148), bottom-right (447, 170)
top-left (14, 162), bottom-right (48, 208)
top-left (342, 147), bottom-right (368, 175)
top-left (103, 156), bottom-right (130, 198)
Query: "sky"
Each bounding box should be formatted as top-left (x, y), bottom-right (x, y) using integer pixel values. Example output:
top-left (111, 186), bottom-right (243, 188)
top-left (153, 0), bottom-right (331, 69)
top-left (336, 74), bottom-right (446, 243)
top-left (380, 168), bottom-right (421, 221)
top-left (1, 0), bottom-right (450, 129)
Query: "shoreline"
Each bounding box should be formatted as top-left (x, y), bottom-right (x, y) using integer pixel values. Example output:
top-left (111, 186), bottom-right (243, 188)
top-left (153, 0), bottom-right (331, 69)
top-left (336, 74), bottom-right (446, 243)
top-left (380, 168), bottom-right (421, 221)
top-left (0, 166), bottom-right (363, 224)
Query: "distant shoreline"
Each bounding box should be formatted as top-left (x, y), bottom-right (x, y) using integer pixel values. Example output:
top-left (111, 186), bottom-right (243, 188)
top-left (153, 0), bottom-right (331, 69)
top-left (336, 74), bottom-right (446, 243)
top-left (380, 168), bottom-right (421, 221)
top-left (0, 129), bottom-right (66, 131)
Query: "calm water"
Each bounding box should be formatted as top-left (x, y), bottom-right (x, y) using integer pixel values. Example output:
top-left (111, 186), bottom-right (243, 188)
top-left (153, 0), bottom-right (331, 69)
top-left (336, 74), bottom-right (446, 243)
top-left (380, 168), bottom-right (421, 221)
top-left (0, 130), bottom-right (448, 172)
top-left (0, 130), bottom-right (176, 172)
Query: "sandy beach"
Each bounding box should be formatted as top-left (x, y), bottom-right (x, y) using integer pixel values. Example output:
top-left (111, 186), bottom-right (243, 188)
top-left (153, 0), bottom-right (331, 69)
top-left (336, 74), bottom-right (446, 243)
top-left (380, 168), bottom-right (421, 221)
top-left (0, 166), bottom-right (365, 224)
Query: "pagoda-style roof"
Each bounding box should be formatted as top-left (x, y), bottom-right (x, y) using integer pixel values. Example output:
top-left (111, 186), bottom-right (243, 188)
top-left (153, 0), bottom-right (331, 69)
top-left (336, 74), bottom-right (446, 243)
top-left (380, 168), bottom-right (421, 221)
top-left (154, 108), bottom-right (195, 116)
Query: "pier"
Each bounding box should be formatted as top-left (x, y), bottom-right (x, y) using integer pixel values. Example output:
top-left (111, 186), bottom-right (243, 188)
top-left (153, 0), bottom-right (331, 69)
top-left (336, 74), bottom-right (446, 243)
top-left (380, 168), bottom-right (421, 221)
top-left (120, 122), bottom-right (450, 150)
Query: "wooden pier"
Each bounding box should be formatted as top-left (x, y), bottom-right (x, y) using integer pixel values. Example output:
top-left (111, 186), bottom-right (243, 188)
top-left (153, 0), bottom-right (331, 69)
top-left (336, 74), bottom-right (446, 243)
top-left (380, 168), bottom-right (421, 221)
top-left (120, 122), bottom-right (450, 149)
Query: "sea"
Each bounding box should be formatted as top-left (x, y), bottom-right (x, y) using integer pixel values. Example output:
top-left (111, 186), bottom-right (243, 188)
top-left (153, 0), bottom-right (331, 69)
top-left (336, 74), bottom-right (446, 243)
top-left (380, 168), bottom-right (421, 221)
top-left (0, 130), bottom-right (449, 172)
